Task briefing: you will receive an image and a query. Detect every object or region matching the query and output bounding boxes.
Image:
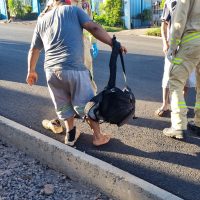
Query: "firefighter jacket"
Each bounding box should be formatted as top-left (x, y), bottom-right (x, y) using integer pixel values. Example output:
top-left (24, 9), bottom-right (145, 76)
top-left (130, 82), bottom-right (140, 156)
top-left (168, 0), bottom-right (200, 59)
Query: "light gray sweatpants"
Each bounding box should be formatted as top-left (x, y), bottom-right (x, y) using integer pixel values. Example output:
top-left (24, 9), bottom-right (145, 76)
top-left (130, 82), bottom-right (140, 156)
top-left (45, 69), bottom-right (95, 120)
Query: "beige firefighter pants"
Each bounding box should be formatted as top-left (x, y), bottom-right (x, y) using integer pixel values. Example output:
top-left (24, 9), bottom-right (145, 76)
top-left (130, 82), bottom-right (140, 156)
top-left (169, 36), bottom-right (200, 130)
top-left (83, 36), bottom-right (97, 94)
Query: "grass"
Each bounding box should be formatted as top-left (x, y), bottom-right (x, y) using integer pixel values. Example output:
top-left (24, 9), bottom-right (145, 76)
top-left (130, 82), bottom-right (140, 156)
top-left (102, 25), bottom-right (124, 32)
top-left (145, 27), bottom-right (161, 37)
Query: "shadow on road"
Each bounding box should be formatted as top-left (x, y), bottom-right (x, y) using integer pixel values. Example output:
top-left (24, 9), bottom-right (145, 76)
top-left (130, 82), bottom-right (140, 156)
top-left (1, 38), bottom-right (200, 200)
top-left (129, 117), bottom-right (170, 130)
top-left (76, 133), bottom-right (200, 200)
top-left (89, 146), bottom-right (200, 200)
top-left (77, 133), bottom-right (200, 170)
top-left (1, 39), bottom-right (166, 103)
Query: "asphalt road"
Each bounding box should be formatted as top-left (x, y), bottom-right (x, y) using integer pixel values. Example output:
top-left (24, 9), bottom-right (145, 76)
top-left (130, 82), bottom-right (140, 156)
top-left (0, 23), bottom-right (199, 200)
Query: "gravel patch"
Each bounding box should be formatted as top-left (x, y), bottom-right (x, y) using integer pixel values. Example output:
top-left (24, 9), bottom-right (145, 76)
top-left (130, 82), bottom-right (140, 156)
top-left (0, 140), bottom-right (113, 200)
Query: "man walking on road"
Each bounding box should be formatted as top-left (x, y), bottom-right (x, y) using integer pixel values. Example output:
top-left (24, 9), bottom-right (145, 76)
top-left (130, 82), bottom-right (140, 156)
top-left (163, 0), bottom-right (200, 138)
top-left (26, 0), bottom-right (127, 146)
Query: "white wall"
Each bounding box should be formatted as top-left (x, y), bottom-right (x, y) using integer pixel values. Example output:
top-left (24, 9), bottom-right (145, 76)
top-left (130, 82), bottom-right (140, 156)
top-left (0, 0), bottom-right (8, 19)
top-left (123, 0), bottom-right (131, 29)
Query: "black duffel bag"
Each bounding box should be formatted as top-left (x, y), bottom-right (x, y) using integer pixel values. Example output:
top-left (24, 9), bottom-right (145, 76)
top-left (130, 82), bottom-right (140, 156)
top-left (84, 36), bottom-right (135, 126)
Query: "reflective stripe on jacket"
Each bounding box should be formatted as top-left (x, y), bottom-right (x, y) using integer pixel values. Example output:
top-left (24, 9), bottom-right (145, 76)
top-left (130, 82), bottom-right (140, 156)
top-left (169, 0), bottom-right (200, 51)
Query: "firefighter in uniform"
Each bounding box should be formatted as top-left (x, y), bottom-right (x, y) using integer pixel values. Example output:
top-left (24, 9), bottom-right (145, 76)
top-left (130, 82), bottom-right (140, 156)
top-left (163, 0), bottom-right (200, 138)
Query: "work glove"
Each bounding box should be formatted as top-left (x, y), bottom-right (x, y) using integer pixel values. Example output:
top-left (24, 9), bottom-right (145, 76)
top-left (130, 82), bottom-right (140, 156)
top-left (92, 42), bottom-right (98, 59)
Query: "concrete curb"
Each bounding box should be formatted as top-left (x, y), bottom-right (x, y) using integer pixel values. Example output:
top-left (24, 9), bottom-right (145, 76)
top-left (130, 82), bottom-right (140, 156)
top-left (0, 115), bottom-right (183, 200)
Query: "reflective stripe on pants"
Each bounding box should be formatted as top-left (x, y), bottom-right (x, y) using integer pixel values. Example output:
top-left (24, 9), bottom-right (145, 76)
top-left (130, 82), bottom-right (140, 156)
top-left (169, 34), bottom-right (200, 129)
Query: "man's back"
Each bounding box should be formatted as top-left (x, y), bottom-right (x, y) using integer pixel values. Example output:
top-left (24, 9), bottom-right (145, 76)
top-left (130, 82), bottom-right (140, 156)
top-left (31, 5), bottom-right (91, 70)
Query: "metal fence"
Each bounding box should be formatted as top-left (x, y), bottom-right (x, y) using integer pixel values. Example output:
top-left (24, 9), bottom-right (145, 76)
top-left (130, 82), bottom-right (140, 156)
top-left (21, 0), bottom-right (32, 5)
top-left (152, 1), bottom-right (162, 26)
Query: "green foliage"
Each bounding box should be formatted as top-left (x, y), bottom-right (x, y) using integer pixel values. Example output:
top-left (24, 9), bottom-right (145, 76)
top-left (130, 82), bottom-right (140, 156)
top-left (93, 12), bottom-right (106, 25)
top-left (102, 25), bottom-right (124, 32)
top-left (94, 0), bottom-right (123, 27)
top-left (23, 5), bottom-right (32, 14)
top-left (15, 0), bottom-right (24, 17)
top-left (141, 9), bottom-right (152, 21)
top-left (8, 0), bottom-right (32, 18)
top-left (160, 0), bottom-right (166, 9)
top-left (8, 0), bottom-right (17, 17)
top-left (145, 27), bottom-right (161, 37)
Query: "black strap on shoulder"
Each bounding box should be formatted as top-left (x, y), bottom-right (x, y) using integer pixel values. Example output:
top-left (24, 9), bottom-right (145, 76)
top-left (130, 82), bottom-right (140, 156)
top-left (107, 35), bottom-right (128, 89)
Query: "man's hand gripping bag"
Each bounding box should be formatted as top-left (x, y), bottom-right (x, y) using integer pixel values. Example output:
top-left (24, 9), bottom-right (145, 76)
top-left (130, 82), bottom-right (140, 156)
top-left (84, 36), bottom-right (135, 126)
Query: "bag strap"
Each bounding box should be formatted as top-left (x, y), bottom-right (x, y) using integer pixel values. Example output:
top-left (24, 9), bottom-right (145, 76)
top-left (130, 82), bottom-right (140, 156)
top-left (107, 35), bottom-right (128, 89)
top-left (119, 50), bottom-right (128, 88)
top-left (107, 36), bottom-right (119, 88)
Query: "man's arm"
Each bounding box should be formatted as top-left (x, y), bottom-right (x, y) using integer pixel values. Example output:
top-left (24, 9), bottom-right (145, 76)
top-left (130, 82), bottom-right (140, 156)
top-left (83, 21), bottom-right (112, 46)
top-left (26, 48), bottom-right (40, 86)
top-left (161, 20), bottom-right (169, 54)
top-left (160, 2), bottom-right (171, 55)
top-left (83, 21), bottom-right (127, 53)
